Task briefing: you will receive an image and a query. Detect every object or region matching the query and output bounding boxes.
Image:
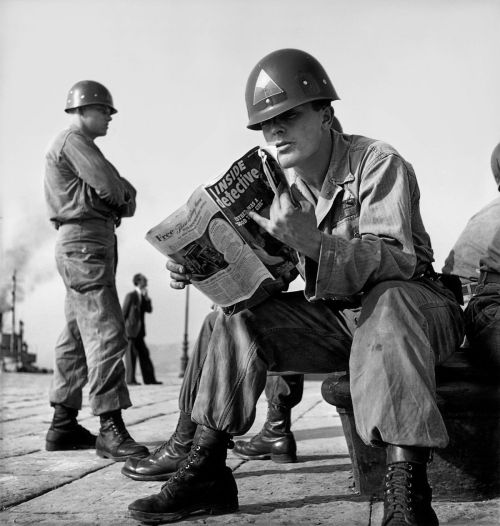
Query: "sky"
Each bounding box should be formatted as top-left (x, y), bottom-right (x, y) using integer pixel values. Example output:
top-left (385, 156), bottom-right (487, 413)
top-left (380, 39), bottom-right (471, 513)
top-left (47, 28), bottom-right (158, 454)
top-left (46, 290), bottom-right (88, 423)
top-left (0, 0), bottom-right (499, 369)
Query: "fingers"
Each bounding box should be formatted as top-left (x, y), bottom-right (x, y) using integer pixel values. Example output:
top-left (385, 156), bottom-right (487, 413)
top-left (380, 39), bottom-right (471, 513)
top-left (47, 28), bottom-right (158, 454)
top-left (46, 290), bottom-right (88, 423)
top-left (248, 210), bottom-right (269, 230)
top-left (166, 259), bottom-right (184, 273)
top-left (166, 259), bottom-right (191, 289)
top-left (278, 187), bottom-right (294, 208)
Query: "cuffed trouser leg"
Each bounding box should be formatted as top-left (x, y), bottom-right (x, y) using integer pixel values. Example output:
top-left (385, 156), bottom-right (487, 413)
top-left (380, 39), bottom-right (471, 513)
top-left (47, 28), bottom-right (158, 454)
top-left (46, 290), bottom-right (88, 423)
top-left (178, 309), bottom-right (220, 413)
top-left (191, 292), bottom-right (353, 435)
top-left (350, 280), bottom-right (464, 449)
top-left (178, 310), bottom-right (305, 417)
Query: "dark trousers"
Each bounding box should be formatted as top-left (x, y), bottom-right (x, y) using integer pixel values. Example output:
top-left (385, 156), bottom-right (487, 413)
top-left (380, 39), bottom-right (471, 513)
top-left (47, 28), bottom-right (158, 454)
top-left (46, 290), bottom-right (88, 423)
top-left (124, 337), bottom-right (157, 384)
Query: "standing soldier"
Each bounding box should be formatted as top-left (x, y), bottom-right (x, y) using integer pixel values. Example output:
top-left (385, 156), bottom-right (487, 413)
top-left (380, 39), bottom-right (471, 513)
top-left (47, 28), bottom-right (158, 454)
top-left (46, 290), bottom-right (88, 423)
top-left (44, 80), bottom-right (149, 461)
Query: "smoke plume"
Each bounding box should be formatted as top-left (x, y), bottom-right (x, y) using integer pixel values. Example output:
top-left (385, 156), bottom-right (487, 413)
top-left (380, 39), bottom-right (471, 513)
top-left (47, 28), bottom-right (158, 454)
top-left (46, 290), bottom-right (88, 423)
top-left (0, 212), bottom-right (55, 315)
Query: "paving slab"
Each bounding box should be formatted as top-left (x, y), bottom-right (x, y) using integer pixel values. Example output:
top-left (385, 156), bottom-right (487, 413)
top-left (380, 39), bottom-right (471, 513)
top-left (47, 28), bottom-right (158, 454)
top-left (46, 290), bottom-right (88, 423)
top-left (0, 369), bottom-right (498, 525)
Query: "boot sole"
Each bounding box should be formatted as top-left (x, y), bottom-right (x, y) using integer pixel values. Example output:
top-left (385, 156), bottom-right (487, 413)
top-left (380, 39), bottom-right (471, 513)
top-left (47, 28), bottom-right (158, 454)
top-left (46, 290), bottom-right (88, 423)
top-left (233, 450), bottom-right (271, 461)
top-left (271, 453), bottom-right (297, 464)
top-left (233, 451), bottom-right (297, 463)
top-left (121, 466), bottom-right (174, 482)
top-left (129, 501), bottom-right (239, 524)
top-left (96, 449), bottom-right (148, 462)
top-left (46, 441), bottom-right (96, 451)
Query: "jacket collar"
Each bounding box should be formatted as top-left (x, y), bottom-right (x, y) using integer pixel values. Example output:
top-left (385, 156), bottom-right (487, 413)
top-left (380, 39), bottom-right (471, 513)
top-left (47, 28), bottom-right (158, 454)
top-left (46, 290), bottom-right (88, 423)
top-left (290, 130), bottom-right (355, 226)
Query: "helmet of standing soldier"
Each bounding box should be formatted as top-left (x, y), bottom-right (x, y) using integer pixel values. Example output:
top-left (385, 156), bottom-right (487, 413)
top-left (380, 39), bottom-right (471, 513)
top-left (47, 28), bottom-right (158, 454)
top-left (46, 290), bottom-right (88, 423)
top-left (245, 48), bottom-right (339, 130)
top-left (491, 142), bottom-right (500, 191)
top-left (64, 80), bottom-right (117, 114)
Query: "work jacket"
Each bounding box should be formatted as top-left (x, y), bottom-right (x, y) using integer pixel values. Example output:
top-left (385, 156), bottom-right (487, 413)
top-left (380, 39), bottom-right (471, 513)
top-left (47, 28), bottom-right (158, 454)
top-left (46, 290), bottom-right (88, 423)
top-left (44, 126), bottom-right (136, 227)
top-left (288, 130), bottom-right (434, 304)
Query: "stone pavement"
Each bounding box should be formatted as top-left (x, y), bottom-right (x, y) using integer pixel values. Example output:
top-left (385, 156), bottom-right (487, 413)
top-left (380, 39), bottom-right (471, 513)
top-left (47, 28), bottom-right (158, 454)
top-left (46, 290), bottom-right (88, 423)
top-left (0, 370), bottom-right (498, 525)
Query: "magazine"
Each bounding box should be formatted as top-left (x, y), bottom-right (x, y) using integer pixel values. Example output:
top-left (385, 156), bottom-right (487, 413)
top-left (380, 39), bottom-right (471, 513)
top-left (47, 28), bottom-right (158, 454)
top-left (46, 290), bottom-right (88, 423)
top-left (145, 146), bottom-right (299, 312)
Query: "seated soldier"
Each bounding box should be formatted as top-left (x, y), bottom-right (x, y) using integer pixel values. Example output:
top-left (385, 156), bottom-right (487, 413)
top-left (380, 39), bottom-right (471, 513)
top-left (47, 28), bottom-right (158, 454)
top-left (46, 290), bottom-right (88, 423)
top-left (128, 49), bottom-right (464, 526)
top-left (123, 120), bottom-right (346, 478)
top-left (442, 142), bottom-right (500, 307)
top-left (232, 116), bottom-right (345, 463)
top-left (443, 142), bottom-right (500, 368)
top-left (465, 226), bottom-right (500, 368)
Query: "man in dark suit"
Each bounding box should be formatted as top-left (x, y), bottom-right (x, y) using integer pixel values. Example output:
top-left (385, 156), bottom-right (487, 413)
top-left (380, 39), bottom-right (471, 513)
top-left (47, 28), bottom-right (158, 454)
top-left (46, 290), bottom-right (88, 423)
top-left (122, 274), bottom-right (162, 385)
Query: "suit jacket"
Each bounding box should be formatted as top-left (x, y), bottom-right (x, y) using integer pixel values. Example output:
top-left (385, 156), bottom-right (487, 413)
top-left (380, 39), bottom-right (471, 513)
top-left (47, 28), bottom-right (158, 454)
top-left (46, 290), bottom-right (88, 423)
top-left (122, 290), bottom-right (152, 339)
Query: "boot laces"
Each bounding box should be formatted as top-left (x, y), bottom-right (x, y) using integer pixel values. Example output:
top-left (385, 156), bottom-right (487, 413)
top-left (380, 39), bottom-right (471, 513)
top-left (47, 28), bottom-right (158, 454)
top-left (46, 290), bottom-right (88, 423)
top-left (108, 416), bottom-right (130, 441)
top-left (151, 434), bottom-right (176, 456)
top-left (384, 462), bottom-right (415, 523)
top-left (162, 445), bottom-right (201, 489)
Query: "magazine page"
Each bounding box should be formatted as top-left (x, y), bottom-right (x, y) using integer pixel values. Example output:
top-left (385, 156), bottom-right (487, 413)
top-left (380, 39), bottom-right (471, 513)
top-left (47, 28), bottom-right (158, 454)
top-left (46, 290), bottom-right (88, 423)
top-left (145, 186), bottom-right (275, 308)
top-left (203, 146), bottom-right (298, 279)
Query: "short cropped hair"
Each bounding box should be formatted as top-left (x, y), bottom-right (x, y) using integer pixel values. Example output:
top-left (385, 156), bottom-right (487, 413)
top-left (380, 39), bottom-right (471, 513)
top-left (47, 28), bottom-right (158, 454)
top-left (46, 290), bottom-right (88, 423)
top-left (133, 273), bottom-right (145, 286)
top-left (311, 99), bottom-right (332, 112)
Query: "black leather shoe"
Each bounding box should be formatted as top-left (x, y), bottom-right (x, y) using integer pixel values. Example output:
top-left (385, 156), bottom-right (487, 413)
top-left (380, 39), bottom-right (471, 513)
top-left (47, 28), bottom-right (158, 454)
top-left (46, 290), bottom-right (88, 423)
top-left (122, 410), bottom-right (196, 481)
top-left (144, 381), bottom-right (163, 385)
top-left (233, 432), bottom-right (296, 463)
top-left (96, 411), bottom-right (149, 462)
top-left (122, 441), bottom-right (188, 481)
top-left (382, 461), bottom-right (438, 526)
top-left (46, 424), bottom-right (97, 451)
top-left (128, 426), bottom-right (238, 523)
top-left (233, 403), bottom-right (297, 463)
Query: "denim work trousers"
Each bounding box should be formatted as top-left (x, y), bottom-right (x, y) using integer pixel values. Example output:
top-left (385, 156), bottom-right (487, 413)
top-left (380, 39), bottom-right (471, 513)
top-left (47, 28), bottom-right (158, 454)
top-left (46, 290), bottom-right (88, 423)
top-left (49, 220), bottom-right (131, 415)
top-left (185, 279), bottom-right (463, 449)
top-left (464, 282), bottom-right (500, 368)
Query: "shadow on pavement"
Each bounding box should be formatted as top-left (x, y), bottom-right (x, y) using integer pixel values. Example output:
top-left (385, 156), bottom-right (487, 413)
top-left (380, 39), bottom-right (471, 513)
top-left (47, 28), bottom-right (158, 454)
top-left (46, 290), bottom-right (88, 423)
top-left (294, 425), bottom-right (345, 440)
top-left (234, 461), bottom-right (352, 478)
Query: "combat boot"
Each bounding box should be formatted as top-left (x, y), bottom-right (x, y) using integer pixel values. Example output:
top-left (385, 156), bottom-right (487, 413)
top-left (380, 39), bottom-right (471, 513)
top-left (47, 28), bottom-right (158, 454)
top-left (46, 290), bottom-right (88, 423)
top-left (122, 410), bottom-right (197, 481)
top-left (382, 445), bottom-right (438, 526)
top-left (45, 404), bottom-right (97, 451)
top-left (96, 410), bottom-right (149, 461)
top-left (233, 402), bottom-right (297, 463)
top-left (128, 425), bottom-right (238, 524)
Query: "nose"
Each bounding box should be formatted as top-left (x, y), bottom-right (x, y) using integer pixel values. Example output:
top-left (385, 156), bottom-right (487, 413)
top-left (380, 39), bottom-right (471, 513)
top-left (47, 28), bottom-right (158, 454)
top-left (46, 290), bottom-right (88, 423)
top-left (263, 117), bottom-right (285, 136)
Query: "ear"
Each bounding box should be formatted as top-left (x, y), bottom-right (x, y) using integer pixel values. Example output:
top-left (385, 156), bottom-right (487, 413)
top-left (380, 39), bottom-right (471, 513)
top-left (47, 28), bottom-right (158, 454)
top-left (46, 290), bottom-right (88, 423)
top-left (321, 106), bottom-right (334, 129)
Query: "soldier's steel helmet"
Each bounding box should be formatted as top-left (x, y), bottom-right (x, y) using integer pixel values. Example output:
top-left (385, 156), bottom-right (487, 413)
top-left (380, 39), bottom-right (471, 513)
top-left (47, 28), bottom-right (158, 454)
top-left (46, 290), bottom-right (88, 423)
top-left (491, 142), bottom-right (500, 191)
top-left (65, 80), bottom-right (117, 114)
top-left (245, 48), bottom-right (339, 130)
